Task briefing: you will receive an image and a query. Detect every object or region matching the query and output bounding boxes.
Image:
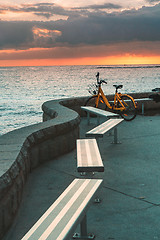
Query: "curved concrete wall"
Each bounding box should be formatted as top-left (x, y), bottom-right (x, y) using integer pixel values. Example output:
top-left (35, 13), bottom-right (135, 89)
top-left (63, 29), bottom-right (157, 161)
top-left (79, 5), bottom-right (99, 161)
top-left (57, 92), bottom-right (160, 116)
top-left (0, 98), bottom-right (80, 239)
top-left (0, 93), bottom-right (160, 239)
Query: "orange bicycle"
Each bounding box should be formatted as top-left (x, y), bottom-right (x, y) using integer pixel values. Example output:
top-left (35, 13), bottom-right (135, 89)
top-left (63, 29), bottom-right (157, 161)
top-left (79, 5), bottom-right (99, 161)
top-left (85, 72), bottom-right (137, 121)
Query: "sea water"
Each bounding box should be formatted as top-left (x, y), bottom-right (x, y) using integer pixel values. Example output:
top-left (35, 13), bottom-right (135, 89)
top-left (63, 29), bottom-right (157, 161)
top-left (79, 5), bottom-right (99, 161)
top-left (0, 64), bottom-right (160, 135)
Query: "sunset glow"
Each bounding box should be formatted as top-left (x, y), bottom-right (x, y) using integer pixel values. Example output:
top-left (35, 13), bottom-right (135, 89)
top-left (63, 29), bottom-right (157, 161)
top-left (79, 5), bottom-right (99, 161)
top-left (0, 54), bottom-right (160, 67)
top-left (0, 0), bottom-right (160, 66)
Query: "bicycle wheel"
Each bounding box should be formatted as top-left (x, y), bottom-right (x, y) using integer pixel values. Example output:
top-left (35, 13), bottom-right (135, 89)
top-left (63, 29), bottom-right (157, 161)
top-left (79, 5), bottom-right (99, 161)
top-left (85, 95), bottom-right (106, 110)
top-left (118, 95), bottom-right (137, 121)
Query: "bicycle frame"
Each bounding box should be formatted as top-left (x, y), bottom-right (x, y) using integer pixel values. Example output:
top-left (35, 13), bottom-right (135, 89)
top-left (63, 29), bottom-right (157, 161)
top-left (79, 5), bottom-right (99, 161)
top-left (95, 85), bottom-right (137, 111)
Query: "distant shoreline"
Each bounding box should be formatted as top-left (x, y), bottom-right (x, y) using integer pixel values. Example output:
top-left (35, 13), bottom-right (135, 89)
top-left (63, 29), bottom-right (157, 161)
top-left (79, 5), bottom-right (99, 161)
top-left (0, 63), bottom-right (160, 68)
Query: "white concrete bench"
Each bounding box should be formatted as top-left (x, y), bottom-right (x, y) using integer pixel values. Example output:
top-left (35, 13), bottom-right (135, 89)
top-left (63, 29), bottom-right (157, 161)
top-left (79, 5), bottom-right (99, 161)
top-left (21, 178), bottom-right (103, 240)
top-left (134, 98), bottom-right (152, 114)
top-left (86, 118), bottom-right (124, 144)
top-left (81, 106), bottom-right (119, 125)
top-left (77, 138), bottom-right (104, 173)
top-left (109, 98), bottom-right (152, 115)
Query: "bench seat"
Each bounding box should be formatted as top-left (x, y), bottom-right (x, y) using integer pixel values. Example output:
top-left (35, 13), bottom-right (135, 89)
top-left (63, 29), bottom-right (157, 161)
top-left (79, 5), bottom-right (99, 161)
top-left (109, 98), bottom-right (152, 115)
top-left (77, 139), bottom-right (104, 172)
top-left (86, 118), bottom-right (124, 144)
top-left (134, 98), bottom-right (152, 114)
top-left (81, 106), bottom-right (119, 117)
top-left (81, 106), bottom-right (119, 125)
top-left (22, 178), bottom-right (103, 240)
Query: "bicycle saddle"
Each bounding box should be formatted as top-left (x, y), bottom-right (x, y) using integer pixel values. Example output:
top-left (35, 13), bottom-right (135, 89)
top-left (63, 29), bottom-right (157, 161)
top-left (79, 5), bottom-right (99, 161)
top-left (113, 85), bottom-right (123, 90)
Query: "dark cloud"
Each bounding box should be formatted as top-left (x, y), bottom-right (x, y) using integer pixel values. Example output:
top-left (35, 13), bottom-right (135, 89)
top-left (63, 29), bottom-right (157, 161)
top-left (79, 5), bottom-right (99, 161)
top-left (0, 21), bottom-right (34, 49)
top-left (23, 3), bottom-right (71, 17)
top-left (0, 3), bottom-right (160, 51)
top-left (0, 41), bottom-right (160, 61)
top-left (0, 2), bottom-right (122, 21)
top-left (0, 3), bottom-right (81, 19)
top-left (73, 3), bottom-right (122, 10)
top-left (0, 3), bottom-right (71, 19)
top-left (55, 3), bottom-right (160, 45)
top-left (34, 12), bottom-right (52, 18)
top-left (146, 0), bottom-right (160, 2)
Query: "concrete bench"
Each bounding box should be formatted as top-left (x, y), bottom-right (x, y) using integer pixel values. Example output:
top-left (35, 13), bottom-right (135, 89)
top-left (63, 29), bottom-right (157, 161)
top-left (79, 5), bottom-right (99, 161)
top-left (21, 178), bottom-right (103, 240)
top-left (109, 98), bottom-right (152, 115)
top-left (77, 138), bottom-right (104, 173)
top-left (86, 118), bottom-right (124, 144)
top-left (134, 98), bottom-right (152, 114)
top-left (81, 106), bottom-right (119, 125)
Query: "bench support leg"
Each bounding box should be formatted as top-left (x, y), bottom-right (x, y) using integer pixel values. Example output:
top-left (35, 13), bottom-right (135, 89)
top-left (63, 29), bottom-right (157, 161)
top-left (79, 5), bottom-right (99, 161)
top-left (87, 112), bottom-right (90, 125)
top-left (114, 127), bottom-right (118, 144)
top-left (111, 127), bottom-right (121, 144)
top-left (73, 215), bottom-right (95, 239)
top-left (142, 103), bottom-right (144, 115)
top-left (97, 115), bottom-right (100, 125)
top-left (81, 214), bottom-right (88, 237)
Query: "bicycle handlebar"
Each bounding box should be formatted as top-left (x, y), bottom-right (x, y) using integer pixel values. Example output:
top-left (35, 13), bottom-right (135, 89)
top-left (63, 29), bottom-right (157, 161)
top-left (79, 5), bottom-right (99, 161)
top-left (101, 80), bottom-right (107, 84)
top-left (96, 72), bottom-right (99, 82)
top-left (96, 72), bottom-right (107, 85)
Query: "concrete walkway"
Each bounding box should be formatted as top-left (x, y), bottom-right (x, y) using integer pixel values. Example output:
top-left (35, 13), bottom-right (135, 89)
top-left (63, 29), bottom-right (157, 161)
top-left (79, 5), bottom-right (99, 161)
top-left (3, 115), bottom-right (160, 240)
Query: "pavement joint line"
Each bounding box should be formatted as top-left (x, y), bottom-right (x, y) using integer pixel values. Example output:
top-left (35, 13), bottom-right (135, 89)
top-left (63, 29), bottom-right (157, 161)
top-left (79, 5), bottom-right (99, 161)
top-left (107, 205), bottom-right (154, 214)
top-left (44, 166), bottom-right (160, 207)
top-left (43, 166), bottom-right (160, 207)
top-left (103, 184), bottom-right (160, 206)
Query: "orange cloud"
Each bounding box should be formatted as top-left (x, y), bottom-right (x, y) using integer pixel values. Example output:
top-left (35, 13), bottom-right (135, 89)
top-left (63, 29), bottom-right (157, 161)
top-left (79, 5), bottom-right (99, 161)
top-left (32, 27), bottom-right (61, 38)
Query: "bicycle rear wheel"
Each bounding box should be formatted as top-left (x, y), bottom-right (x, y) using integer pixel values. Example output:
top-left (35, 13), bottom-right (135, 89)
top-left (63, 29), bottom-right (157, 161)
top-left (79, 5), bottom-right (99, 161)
top-left (119, 95), bottom-right (137, 121)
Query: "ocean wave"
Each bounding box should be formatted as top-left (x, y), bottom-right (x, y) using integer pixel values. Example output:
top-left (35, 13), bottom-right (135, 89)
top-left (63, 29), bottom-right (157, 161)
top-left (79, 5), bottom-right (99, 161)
top-left (6, 111), bottom-right (42, 116)
top-left (0, 107), bottom-right (14, 111)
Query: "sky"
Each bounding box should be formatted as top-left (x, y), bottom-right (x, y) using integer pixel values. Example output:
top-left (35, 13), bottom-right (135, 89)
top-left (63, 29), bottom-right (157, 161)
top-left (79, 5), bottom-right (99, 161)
top-left (0, 0), bottom-right (160, 66)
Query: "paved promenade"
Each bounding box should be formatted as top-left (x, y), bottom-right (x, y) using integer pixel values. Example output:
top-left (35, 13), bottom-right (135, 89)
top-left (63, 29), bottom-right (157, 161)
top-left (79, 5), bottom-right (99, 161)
top-left (3, 115), bottom-right (160, 240)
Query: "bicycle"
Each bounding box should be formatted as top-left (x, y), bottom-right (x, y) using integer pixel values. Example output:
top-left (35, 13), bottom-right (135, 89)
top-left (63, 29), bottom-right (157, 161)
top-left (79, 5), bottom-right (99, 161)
top-left (85, 72), bottom-right (137, 121)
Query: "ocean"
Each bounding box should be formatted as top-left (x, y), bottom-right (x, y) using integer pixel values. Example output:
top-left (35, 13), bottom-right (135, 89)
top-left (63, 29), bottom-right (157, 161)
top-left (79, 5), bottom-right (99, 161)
top-left (0, 64), bottom-right (160, 135)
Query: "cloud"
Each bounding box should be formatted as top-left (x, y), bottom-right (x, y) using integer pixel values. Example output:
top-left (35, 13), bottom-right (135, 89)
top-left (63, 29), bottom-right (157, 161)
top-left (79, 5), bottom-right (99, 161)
top-left (0, 3), bottom-right (160, 52)
top-left (55, 3), bottom-right (160, 45)
top-left (146, 0), bottom-right (160, 2)
top-left (32, 27), bottom-right (62, 47)
top-left (57, 3), bottom-right (160, 45)
top-left (0, 3), bottom-right (81, 19)
top-left (0, 21), bottom-right (34, 49)
top-left (0, 3), bottom-right (69, 19)
top-left (73, 3), bottom-right (122, 10)
top-left (0, 41), bottom-right (160, 61)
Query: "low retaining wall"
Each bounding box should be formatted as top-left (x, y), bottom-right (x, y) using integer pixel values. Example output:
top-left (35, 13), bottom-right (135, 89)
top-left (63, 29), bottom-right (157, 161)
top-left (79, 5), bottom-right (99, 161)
top-left (58, 92), bottom-right (160, 116)
top-left (0, 99), bottom-right (80, 239)
top-left (0, 93), bottom-right (160, 239)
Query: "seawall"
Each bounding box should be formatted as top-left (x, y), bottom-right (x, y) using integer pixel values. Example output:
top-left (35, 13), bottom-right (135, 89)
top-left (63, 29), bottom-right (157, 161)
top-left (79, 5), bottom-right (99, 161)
top-left (0, 98), bottom-right (81, 239)
top-left (0, 93), bottom-right (160, 239)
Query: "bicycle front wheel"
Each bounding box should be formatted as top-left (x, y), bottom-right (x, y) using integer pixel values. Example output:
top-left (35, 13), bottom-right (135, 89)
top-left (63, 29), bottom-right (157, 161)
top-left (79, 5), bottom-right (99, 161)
top-left (119, 95), bottom-right (137, 121)
top-left (85, 95), bottom-right (106, 110)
